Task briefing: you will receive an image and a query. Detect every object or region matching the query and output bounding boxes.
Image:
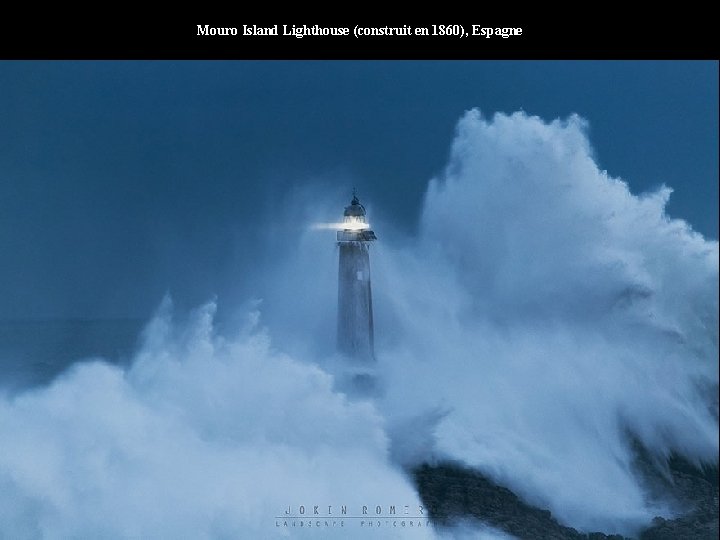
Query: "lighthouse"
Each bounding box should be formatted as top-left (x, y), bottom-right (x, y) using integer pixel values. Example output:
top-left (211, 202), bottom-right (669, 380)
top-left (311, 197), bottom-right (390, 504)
top-left (337, 192), bottom-right (377, 363)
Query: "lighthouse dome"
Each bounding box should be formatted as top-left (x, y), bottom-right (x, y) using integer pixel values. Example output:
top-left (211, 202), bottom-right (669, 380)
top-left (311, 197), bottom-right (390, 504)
top-left (344, 195), bottom-right (366, 218)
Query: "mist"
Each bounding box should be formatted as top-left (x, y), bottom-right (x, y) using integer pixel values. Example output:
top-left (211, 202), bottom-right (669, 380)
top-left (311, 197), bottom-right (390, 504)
top-left (0, 109), bottom-right (716, 538)
top-left (254, 110), bottom-right (718, 535)
top-left (377, 110), bottom-right (718, 534)
top-left (0, 297), bottom-right (435, 538)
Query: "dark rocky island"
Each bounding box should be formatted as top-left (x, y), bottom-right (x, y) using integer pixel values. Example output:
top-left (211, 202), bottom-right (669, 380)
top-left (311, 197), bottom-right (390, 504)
top-left (411, 451), bottom-right (718, 539)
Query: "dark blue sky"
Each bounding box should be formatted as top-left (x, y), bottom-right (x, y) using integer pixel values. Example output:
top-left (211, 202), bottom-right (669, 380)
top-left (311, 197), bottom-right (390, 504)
top-left (0, 61), bottom-right (717, 319)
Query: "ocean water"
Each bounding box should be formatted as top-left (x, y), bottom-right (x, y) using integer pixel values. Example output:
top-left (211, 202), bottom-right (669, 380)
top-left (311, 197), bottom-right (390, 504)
top-left (0, 319), bottom-right (144, 391)
top-left (0, 110), bottom-right (715, 538)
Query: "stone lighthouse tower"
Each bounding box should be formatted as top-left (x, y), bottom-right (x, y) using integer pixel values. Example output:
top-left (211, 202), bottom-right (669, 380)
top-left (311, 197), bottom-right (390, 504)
top-left (337, 192), bottom-right (377, 362)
